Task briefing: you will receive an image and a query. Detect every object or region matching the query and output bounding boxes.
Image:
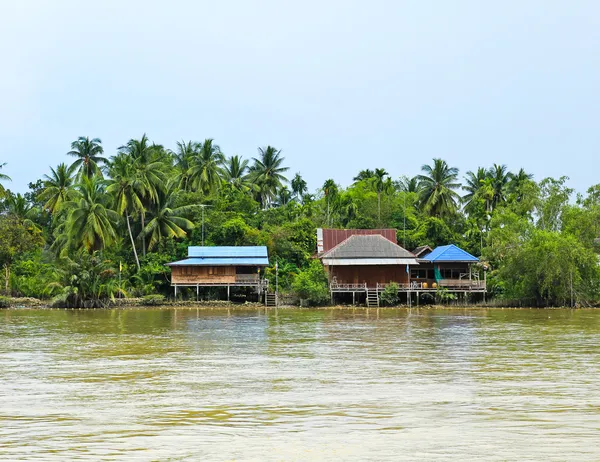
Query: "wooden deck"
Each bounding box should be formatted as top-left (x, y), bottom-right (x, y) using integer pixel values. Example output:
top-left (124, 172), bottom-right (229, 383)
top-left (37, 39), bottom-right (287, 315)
top-left (330, 279), bottom-right (486, 293)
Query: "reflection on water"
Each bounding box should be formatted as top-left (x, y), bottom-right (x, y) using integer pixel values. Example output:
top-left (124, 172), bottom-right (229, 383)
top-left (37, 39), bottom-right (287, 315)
top-left (1, 307), bottom-right (599, 460)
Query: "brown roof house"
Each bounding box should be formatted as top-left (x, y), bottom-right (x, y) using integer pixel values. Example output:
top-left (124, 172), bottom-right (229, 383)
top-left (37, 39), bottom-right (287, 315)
top-left (320, 232), bottom-right (419, 306)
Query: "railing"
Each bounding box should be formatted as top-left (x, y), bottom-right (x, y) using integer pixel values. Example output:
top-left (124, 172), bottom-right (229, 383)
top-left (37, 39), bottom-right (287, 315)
top-left (438, 279), bottom-right (486, 290)
top-left (330, 282), bottom-right (368, 291)
top-left (331, 280), bottom-right (486, 292)
top-left (235, 274), bottom-right (261, 283)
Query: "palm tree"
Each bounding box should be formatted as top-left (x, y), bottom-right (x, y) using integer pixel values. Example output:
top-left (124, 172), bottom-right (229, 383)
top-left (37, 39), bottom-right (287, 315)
top-left (39, 163), bottom-right (77, 214)
top-left (353, 169), bottom-right (375, 183)
top-left (291, 173), bottom-right (308, 199)
top-left (189, 139), bottom-right (225, 195)
top-left (416, 158), bottom-right (461, 217)
top-left (63, 175), bottom-right (119, 252)
top-left (397, 175), bottom-right (420, 193)
top-left (0, 162), bottom-right (11, 197)
top-left (3, 192), bottom-right (39, 231)
top-left (118, 135), bottom-right (167, 256)
top-left (171, 140), bottom-right (199, 191)
top-left (67, 137), bottom-right (107, 178)
top-left (488, 164), bottom-right (510, 209)
top-left (508, 168), bottom-right (534, 202)
top-left (276, 186), bottom-right (293, 207)
top-left (141, 182), bottom-right (197, 251)
top-left (222, 155), bottom-right (251, 192)
top-left (370, 168), bottom-right (390, 222)
top-left (322, 179), bottom-right (338, 226)
top-left (106, 154), bottom-right (148, 270)
top-left (249, 146), bottom-right (289, 208)
top-left (462, 167), bottom-right (487, 214)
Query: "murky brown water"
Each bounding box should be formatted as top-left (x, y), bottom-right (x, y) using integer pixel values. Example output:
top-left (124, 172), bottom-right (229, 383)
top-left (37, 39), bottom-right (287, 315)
top-left (1, 307), bottom-right (599, 461)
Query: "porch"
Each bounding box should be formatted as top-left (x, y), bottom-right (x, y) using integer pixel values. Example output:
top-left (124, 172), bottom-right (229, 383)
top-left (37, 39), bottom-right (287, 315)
top-left (330, 279), bottom-right (486, 293)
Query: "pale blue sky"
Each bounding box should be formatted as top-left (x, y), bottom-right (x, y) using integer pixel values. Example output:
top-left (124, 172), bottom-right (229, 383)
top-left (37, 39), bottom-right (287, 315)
top-left (1, 1), bottom-right (598, 194)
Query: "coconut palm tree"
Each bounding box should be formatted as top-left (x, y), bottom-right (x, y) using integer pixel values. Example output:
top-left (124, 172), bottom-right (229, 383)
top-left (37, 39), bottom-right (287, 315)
top-left (141, 182), bottom-right (197, 251)
top-left (276, 186), bottom-right (293, 207)
top-left (118, 135), bottom-right (167, 256)
top-left (397, 175), bottom-right (420, 193)
top-left (189, 139), bottom-right (225, 195)
top-left (63, 175), bottom-right (119, 253)
top-left (249, 146), bottom-right (289, 208)
top-left (67, 137), bottom-right (107, 178)
top-left (353, 169), bottom-right (375, 183)
top-left (488, 164), bottom-right (510, 209)
top-left (39, 163), bottom-right (77, 214)
top-left (291, 173), bottom-right (308, 199)
top-left (462, 167), bottom-right (487, 215)
top-left (3, 192), bottom-right (39, 231)
top-left (416, 158), bottom-right (461, 217)
top-left (171, 140), bottom-right (198, 191)
top-left (106, 154), bottom-right (149, 270)
top-left (322, 179), bottom-right (338, 226)
top-left (508, 168), bottom-right (534, 202)
top-left (222, 155), bottom-right (251, 192)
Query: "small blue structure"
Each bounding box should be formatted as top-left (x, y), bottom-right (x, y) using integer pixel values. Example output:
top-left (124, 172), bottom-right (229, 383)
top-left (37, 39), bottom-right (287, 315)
top-left (168, 246), bottom-right (269, 267)
top-left (422, 244), bottom-right (479, 263)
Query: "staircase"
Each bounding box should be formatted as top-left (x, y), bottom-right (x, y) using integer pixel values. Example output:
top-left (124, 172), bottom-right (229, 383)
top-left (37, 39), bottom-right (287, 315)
top-left (265, 293), bottom-right (277, 307)
top-left (366, 288), bottom-right (379, 308)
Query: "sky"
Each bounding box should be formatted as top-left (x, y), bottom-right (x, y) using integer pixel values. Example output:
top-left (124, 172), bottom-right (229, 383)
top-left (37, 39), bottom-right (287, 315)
top-left (1, 0), bottom-right (599, 194)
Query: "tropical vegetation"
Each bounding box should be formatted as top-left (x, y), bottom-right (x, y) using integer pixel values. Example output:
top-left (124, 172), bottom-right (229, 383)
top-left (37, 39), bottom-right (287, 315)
top-left (1, 136), bottom-right (599, 307)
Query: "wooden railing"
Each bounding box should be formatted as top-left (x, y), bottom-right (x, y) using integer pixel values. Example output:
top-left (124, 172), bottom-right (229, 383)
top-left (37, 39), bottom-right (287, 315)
top-left (331, 280), bottom-right (486, 292)
top-left (235, 274), bottom-right (261, 283)
top-left (330, 282), bottom-right (368, 291)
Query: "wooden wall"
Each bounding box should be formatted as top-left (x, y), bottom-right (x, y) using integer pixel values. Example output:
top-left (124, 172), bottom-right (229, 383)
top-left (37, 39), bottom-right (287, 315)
top-left (171, 265), bottom-right (236, 284)
top-left (328, 265), bottom-right (409, 287)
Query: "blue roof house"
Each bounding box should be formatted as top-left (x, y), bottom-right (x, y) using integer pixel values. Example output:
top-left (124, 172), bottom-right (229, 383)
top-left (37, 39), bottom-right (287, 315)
top-left (411, 244), bottom-right (485, 292)
top-left (167, 246), bottom-right (270, 298)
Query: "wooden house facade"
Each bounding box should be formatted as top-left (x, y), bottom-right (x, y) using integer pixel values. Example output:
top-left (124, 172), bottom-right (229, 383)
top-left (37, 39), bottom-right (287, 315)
top-left (318, 228), bottom-right (486, 306)
top-left (167, 246), bottom-right (269, 298)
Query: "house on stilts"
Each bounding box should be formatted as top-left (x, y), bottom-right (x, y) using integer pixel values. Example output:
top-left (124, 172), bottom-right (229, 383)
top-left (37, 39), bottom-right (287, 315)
top-left (318, 228), bottom-right (486, 307)
top-left (167, 246), bottom-right (270, 302)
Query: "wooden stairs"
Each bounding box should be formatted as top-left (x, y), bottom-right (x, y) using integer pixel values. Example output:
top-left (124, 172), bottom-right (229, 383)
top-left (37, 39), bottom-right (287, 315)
top-left (366, 289), bottom-right (379, 308)
top-left (265, 293), bottom-right (278, 307)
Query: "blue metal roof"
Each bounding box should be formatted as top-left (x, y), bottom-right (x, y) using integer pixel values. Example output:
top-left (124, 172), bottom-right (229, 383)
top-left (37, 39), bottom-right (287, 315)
top-left (423, 244), bottom-right (479, 262)
top-left (187, 246), bottom-right (268, 258)
top-left (168, 257), bottom-right (269, 267)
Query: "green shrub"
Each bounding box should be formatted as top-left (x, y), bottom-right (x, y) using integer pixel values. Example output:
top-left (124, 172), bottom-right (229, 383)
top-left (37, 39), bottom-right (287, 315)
top-left (0, 296), bottom-right (11, 308)
top-left (292, 260), bottom-right (329, 306)
top-left (380, 283), bottom-right (400, 306)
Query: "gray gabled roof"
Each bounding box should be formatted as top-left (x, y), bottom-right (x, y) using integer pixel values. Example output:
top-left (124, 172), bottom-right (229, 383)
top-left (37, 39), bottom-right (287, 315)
top-left (321, 234), bottom-right (416, 259)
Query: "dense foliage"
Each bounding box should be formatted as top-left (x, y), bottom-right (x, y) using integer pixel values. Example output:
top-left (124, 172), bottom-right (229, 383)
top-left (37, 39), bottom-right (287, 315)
top-left (1, 137), bottom-right (599, 306)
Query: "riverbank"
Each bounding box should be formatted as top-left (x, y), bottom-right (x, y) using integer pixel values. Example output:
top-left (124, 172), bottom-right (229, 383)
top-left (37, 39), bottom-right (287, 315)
top-left (0, 296), bottom-right (591, 310)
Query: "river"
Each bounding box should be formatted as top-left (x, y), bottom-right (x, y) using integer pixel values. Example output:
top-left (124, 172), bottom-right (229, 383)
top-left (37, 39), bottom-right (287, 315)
top-left (1, 307), bottom-right (599, 461)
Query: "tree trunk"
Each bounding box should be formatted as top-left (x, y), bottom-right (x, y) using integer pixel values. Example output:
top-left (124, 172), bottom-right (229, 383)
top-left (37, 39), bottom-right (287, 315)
top-left (127, 215), bottom-right (141, 271)
top-left (141, 213), bottom-right (146, 257)
top-left (378, 192), bottom-right (381, 223)
top-left (4, 264), bottom-right (10, 295)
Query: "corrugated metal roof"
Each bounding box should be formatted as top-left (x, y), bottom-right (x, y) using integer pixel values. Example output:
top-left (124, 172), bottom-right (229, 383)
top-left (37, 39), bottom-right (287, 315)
top-left (319, 228), bottom-right (397, 253)
top-left (167, 257), bottom-right (269, 267)
top-left (187, 246), bottom-right (268, 258)
top-left (423, 244), bottom-right (479, 262)
top-left (323, 258), bottom-right (419, 266)
top-left (320, 234), bottom-right (416, 259)
top-left (412, 245), bottom-right (433, 258)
